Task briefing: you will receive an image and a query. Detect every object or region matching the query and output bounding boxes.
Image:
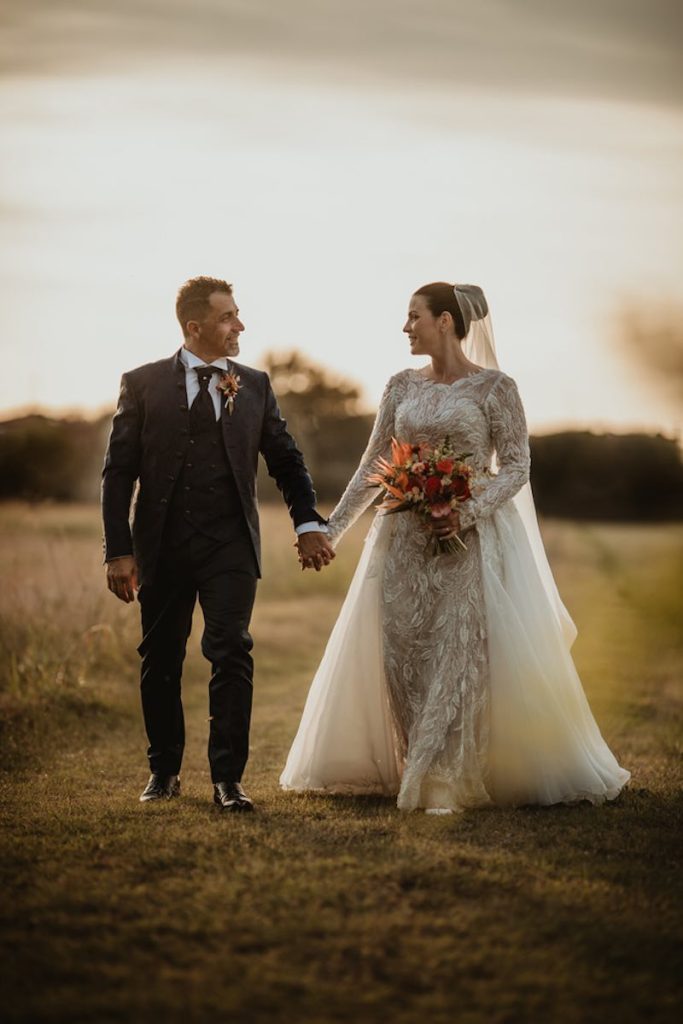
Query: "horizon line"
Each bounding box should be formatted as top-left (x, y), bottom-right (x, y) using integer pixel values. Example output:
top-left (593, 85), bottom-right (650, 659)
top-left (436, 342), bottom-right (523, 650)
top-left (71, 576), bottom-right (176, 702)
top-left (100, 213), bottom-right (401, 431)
top-left (0, 402), bottom-right (679, 443)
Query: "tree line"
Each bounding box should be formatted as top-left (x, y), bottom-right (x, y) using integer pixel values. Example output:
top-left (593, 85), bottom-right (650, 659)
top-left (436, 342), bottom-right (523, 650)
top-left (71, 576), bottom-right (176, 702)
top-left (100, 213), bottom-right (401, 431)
top-left (1, 352), bottom-right (681, 520)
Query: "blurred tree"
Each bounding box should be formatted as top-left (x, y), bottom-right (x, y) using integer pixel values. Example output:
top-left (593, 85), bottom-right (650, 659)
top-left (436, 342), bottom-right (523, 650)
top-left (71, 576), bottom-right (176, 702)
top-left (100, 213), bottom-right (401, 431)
top-left (0, 414), bottom-right (110, 502)
top-left (258, 351), bottom-right (370, 503)
top-left (530, 431), bottom-right (683, 521)
top-left (613, 302), bottom-right (683, 410)
top-left (262, 350), bottom-right (363, 428)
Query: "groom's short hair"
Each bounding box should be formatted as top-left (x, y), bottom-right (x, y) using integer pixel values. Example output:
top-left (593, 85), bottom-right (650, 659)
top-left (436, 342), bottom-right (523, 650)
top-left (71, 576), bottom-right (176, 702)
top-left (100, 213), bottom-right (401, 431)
top-left (176, 276), bottom-right (233, 335)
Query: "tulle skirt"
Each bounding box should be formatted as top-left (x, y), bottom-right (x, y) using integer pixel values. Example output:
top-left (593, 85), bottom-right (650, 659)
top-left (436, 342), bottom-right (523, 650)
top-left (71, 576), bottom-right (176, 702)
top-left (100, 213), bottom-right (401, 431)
top-left (280, 505), bottom-right (630, 809)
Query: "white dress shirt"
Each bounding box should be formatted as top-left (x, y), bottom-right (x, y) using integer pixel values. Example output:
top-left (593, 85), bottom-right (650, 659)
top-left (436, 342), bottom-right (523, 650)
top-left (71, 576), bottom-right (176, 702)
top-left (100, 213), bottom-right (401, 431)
top-left (180, 347), bottom-right (325, 536)
top-left (180, 346), bottom-right (228, 420)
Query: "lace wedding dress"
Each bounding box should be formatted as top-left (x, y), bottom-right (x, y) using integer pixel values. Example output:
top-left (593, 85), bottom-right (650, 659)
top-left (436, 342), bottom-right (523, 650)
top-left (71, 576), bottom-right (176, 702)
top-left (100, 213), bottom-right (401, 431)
top-left (280, 367), bottom-right (630, 811)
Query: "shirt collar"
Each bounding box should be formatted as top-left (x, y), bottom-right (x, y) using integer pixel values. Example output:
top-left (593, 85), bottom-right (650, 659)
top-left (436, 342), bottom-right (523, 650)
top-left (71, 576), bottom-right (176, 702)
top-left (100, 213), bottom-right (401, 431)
top-left (180, 347), bottom-right (229, 372)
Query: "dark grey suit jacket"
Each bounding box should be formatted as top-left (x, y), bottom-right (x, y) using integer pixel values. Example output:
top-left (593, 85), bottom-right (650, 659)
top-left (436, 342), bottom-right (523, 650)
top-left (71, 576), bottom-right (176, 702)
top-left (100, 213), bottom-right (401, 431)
top-left (102, 350), bottom-right (324, 583)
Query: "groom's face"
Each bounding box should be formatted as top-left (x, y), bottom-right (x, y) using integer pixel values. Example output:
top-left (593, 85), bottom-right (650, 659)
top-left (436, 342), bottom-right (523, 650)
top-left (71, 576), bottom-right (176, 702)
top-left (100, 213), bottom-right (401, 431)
top-left (194, 292), bottom-right (244, 359)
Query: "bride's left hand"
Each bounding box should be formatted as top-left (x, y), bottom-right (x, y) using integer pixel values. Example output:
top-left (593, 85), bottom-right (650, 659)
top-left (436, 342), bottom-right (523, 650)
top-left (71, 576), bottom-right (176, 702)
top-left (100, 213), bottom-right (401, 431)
top-left (429, 508), bottom-right (461, 540)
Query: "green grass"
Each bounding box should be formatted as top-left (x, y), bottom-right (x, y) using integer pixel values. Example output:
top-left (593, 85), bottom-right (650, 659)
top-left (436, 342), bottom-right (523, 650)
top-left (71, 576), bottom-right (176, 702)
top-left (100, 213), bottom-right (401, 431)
top-left (1, 505), bottom-right (681, 1023)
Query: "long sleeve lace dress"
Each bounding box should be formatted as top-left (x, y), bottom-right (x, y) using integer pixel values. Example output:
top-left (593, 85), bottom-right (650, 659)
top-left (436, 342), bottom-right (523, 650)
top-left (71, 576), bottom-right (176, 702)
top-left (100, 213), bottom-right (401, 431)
top-left (281, 368), bottom-right (630, 811)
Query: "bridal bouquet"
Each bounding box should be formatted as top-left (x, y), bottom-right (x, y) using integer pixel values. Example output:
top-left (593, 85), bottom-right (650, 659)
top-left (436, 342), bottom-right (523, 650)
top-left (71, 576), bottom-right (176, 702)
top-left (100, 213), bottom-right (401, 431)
top-left (367, 437), bottom-right (474, 555)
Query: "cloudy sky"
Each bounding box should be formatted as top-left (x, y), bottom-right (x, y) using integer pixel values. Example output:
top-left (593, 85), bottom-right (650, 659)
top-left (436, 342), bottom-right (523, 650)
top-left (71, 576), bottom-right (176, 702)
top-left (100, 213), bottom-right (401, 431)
top-left (1, 0), bottom-right (681, 432)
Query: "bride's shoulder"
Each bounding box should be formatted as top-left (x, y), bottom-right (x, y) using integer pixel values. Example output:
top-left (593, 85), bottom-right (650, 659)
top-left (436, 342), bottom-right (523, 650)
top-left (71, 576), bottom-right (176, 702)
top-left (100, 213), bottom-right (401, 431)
top-left (391, 368), bottom-right (416, 382)
top-left (480, 371), bottom-right (527, 415)
top-left (382, 368), bottom-right (415, 394)
top-left (482, 368), bottom-right (519, 393)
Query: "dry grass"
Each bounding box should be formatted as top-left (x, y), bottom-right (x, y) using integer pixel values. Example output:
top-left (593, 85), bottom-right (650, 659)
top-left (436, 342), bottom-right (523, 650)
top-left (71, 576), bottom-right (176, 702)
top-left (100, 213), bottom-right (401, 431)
top-left (0, 504), bottom-right (681, 1023)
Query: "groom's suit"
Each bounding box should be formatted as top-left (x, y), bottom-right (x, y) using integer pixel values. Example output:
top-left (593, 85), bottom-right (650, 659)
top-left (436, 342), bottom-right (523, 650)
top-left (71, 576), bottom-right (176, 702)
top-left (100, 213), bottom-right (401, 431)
top-left (102, 349), bottom-right (324, 783)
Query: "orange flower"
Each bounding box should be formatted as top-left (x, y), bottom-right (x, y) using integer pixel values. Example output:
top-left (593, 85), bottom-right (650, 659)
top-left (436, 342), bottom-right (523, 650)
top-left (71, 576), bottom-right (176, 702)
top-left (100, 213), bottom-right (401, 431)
top-left (391, 437), bottom-right (414, 467)
top-left (378, 496), bottom-right (407, 513)
top-left (217, 370), bottom-right (242, 414)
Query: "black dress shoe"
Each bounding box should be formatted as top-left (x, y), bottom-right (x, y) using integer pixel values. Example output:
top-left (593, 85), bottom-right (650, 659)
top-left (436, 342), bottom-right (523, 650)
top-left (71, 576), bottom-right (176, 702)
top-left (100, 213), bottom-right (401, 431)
top-left (213, 781), bottom-right (254, 812)
top-left (139, 773), bottom-right (180, 802)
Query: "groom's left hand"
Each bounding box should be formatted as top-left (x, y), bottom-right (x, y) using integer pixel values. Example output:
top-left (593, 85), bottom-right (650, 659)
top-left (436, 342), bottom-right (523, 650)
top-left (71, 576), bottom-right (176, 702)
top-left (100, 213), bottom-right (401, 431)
top-left (296, 532), bottom-right (336, 572)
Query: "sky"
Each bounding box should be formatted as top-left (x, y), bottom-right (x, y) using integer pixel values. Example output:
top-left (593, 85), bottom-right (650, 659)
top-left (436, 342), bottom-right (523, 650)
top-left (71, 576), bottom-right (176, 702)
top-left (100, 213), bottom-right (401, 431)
top-left (1, 0), bottom-right (682, 433)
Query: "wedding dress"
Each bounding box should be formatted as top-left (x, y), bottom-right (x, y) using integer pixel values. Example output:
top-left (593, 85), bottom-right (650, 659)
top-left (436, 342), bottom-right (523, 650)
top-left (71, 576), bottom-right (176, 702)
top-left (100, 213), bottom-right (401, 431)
top-left (280, 300), bottom-right (630, 812)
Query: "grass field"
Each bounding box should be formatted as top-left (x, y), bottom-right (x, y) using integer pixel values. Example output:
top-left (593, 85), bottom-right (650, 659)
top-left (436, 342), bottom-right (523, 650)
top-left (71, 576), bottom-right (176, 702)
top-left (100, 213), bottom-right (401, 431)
top-left (1, 503), bottom-right (681, 1023)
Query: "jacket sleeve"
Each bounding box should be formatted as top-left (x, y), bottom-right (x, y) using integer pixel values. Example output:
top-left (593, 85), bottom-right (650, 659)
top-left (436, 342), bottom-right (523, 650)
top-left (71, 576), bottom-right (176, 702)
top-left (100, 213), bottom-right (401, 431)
top-left (458, 374), bottom-right (531, 530)
top-left (101, 373), bottom-right (142, 560)
top-left (258, 375), bottom-right (326, 529)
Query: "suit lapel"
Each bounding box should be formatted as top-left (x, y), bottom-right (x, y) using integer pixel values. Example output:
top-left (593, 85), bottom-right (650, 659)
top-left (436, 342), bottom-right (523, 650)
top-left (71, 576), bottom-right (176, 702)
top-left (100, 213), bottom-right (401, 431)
top-left (220, 362), bottom-right (257, 476)
top-left (220, 362), bottom-right (256, 429)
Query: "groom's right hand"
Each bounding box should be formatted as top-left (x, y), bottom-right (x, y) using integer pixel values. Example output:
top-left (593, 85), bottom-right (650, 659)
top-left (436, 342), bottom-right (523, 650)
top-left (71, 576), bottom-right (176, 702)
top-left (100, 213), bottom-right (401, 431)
top-left (106, 555), bottom-right (139, 603)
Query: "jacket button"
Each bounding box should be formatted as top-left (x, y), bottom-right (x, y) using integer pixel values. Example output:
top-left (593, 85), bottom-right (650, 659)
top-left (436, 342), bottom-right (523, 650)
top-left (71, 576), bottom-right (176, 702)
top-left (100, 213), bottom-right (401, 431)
top-left (160, 498), bottom-right (168, 505)
top-left (179, 404), bottom-right (188, 411)
top-left (167, 474), bottom-right (175, 481)
top-left (187, 463), bottom-right (193, 469)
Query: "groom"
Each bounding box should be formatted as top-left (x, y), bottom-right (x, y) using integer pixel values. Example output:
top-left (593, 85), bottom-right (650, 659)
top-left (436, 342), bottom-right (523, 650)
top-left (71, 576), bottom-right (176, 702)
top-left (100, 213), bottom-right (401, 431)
top-left (102, 276), bottom-right (334, 811)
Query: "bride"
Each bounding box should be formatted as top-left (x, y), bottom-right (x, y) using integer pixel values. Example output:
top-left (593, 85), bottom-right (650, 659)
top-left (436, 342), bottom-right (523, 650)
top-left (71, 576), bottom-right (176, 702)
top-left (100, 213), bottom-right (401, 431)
top-left (281, 283), bottom-right (630, 813)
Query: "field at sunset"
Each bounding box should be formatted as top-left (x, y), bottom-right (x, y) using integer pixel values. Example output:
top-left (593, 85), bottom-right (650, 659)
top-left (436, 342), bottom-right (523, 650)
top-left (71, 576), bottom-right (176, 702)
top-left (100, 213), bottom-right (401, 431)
top-left (2, 2), bottom-right (681, 1018)
top-left (1, 503), bottom-right (681, 1023)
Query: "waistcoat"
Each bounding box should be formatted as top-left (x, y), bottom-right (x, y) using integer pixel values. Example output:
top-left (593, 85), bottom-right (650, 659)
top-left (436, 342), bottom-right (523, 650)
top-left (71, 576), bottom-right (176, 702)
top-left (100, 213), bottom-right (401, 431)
top-left (164, 414), bottom-right (245, 547)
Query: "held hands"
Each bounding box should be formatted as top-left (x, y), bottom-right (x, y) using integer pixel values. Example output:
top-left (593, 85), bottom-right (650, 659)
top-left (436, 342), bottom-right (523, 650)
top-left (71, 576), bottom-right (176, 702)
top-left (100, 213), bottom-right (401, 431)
top-left (106, 555), bottom-right (139, 603)
top-left (296, 531), bottom-right (336, 572)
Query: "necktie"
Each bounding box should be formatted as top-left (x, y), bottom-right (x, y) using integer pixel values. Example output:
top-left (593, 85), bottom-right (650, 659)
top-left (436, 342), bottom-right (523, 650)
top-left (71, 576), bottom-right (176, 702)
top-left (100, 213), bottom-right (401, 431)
top-left (189, 365), bottom-right (221, 433)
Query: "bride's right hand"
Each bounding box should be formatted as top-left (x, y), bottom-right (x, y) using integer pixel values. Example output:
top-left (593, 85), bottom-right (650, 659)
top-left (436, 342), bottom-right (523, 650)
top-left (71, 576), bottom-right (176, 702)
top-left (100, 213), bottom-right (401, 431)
top-left (429, 508), bottom-right (461, 541)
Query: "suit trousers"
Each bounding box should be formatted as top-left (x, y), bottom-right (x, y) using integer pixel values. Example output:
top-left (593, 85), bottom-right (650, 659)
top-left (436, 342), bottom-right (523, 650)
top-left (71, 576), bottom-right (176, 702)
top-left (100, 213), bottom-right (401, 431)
top-left (137, 530), bottom-right (258, 782)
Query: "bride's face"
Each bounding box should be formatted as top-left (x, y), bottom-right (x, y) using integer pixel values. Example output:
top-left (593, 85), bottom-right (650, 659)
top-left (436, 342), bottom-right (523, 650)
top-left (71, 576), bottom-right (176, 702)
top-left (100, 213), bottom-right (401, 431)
top-left (403, 294), bottom-right (440, 356)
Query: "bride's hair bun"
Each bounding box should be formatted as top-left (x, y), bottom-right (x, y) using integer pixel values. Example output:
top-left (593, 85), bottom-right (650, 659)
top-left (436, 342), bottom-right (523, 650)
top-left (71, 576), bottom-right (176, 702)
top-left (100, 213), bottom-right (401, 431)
top-left (413, 282), bottom-right (488, 339)
top-left (413, 282), bottom-right (467, 338)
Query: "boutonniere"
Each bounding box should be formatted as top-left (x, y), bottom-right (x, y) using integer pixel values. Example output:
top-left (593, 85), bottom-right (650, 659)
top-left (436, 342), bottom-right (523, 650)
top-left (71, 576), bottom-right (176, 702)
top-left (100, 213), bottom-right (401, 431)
top-left (216, 369), bottom-right (242, 415)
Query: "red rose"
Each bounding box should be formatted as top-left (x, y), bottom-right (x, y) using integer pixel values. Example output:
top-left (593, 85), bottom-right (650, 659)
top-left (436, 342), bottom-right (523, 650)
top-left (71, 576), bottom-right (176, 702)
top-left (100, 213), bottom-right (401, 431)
top-left (452, 476), bottom-right (471, 499)
top-left (424, 476), bottom-right (442, 500)
top-left (436, 458), bottom-right (454, 475)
